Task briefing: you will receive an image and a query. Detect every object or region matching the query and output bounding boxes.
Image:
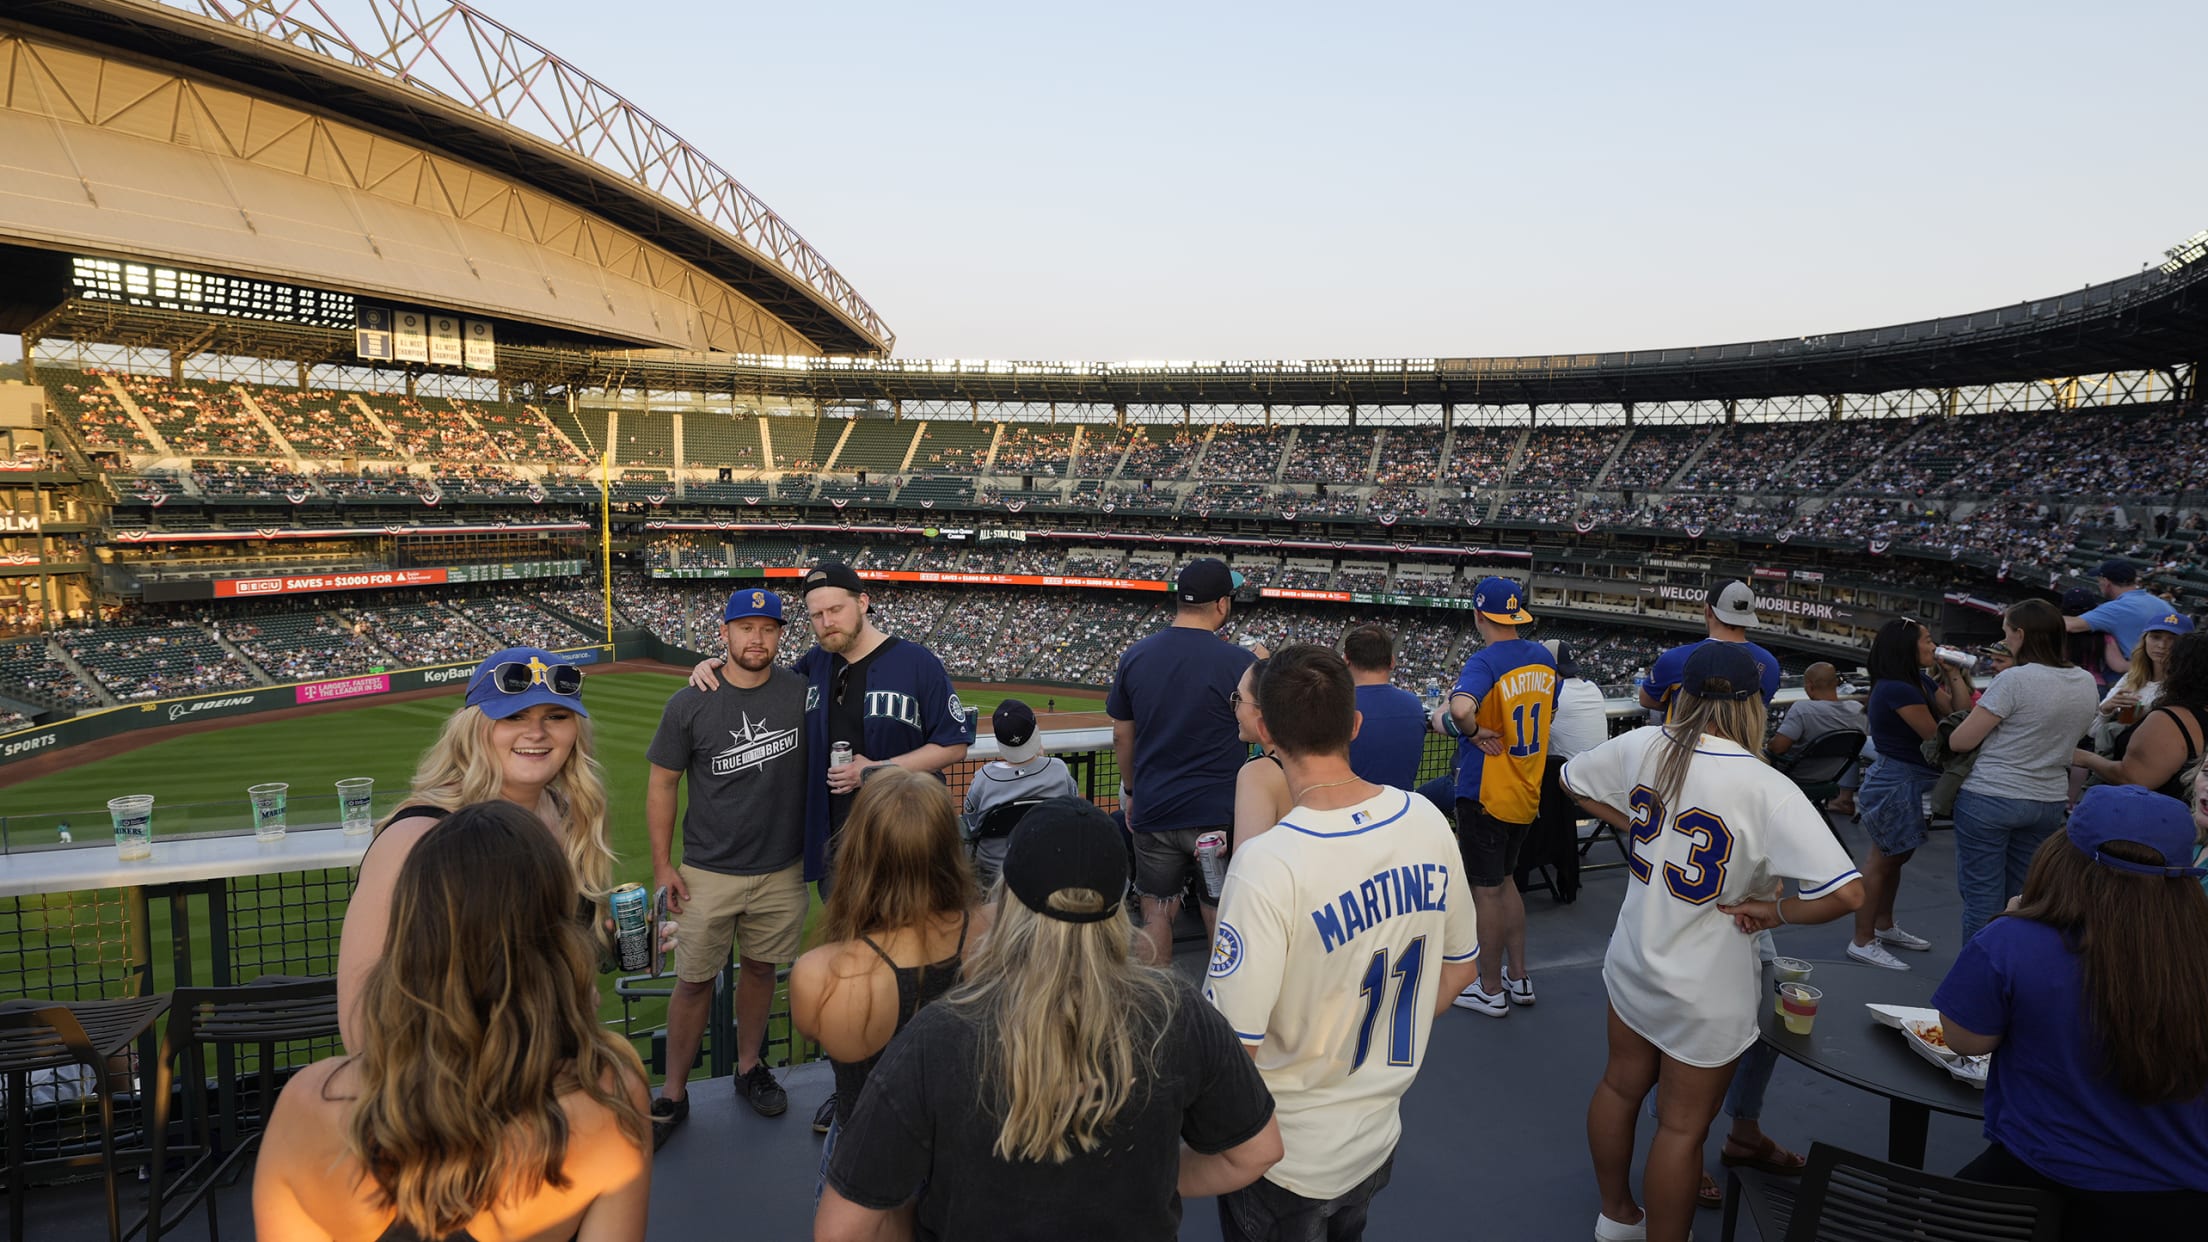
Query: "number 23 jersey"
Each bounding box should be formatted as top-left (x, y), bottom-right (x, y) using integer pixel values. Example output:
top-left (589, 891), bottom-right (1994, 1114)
top-left (1562, 726), bottom-right (1859, 1067)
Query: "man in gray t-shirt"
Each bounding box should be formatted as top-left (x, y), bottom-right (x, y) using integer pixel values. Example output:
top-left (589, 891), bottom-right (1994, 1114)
top-left (646, 588), bottom-right (811, 1136)
top-left (1769, 663), bottom-right (1868, 760)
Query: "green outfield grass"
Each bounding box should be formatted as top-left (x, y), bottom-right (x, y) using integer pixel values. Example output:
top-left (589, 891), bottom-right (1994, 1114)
top-left (950, 686), bottom-right (1104, 719)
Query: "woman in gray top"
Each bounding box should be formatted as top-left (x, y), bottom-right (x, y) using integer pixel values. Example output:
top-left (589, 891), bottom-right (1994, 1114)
top-left (1946, 600), bottom-right (2102, 942)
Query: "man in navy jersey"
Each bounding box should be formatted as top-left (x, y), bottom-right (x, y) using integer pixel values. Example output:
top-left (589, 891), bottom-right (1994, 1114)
top-left (1342, 623), bottom-right (1427, 790)
top-left (1640, 578), bottom-right (1782, 717)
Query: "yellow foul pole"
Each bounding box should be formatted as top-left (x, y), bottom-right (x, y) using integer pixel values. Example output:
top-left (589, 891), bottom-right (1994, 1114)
top-left (600, 449), bottom-right (614, 651)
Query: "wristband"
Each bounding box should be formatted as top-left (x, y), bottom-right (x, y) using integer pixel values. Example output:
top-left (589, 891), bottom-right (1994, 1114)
top-left (1775, 898), bottom-right (1790, 926)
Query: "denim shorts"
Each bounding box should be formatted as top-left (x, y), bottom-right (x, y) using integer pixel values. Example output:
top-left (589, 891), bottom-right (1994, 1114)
top-left (1855, 758), bottom-right (1935, 856)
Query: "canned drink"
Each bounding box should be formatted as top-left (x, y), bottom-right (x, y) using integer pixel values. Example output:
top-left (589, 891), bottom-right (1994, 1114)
top-left (1934, 646), bottom-right (1975, 670)
top-left (610, 882), bottom-right (651, 973)
top-left (650, 885), bottom-right (672, 978)
top-left (1195, 831), bottom-right (1228, 899)
top-left (830, 741), bottom-right (854, 769)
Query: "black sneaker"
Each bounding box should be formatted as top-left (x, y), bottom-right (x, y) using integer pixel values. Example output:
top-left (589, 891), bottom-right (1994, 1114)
top-left (737, 1064), bottom-right (787, 1117)
top-left (813, 1092), bottom-right (837, 1135)
top-left (650, 1094), bottom-right (688, 1151)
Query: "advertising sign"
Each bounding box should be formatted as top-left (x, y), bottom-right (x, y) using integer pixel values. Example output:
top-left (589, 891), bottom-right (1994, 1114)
top-left (214, 568), bottom-right (449, 598)
top-left (295, 674), bottom-right (391, 705)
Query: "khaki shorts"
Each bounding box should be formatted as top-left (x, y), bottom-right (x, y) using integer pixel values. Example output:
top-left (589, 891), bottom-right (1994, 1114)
top-left (674, 861), bottom-right (807, 982)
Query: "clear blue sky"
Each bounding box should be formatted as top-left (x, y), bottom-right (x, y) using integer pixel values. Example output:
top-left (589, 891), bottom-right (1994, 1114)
top-left (20, 2), bottom-right (2208, 363)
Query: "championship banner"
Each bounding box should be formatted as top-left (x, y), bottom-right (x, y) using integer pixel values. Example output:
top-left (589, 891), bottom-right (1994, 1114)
top-left (393, 309), bottom-right (429, 363)
top-left (428, 315), bottom-right (464, 368)
top-left (355, 306), bottom-right (395, 362)
top-left (463, 319), bottom-right (497, 371)
top-left (214, 568), bottom-right (449, 598)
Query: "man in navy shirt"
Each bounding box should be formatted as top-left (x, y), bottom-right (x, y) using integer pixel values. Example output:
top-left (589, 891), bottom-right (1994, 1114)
top-left (1108, 558), bottom-right (1256, 965)
top-left (1640, 578), bottom-right (1782, 717)
top-left (1342, 623), bottom-right (1427, 790)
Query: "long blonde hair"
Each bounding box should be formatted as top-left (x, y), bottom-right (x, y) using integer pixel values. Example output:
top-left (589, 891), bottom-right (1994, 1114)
top-left (944, 888), bottom-right (1177, 1164)
top-left (1654, 690), bottom-right (1770, 811)
top-left (2115, 635), bottom-right (2168, 700)
top-left (394, 704), bottom-right (614, 904)
top-left (346, 802), bottom-right (647, 1236)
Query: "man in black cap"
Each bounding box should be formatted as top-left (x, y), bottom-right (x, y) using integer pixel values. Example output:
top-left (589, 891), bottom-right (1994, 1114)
top-left (2064, 558), bottom-right (2176, 672)
top-left (1108, 557), bottom-right (1258, 964)
top-left (963, 698), bottom-right (1078, 889)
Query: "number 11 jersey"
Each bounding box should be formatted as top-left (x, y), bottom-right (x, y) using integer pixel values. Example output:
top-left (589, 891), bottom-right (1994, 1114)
top-left (1452, 637), bottom-right (1559, 824)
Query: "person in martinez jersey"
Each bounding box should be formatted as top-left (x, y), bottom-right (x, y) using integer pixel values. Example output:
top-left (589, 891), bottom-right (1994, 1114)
top-left (1440, 577), bottom-right (1557, 1017)
top-left (1565, 642), bottom-right (1864, 1242)
top-left (1208, 644), bottom-right (1480, 1240)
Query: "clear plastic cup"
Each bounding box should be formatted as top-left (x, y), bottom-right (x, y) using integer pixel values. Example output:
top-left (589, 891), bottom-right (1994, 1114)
top-left (336, 778), bottom-right (376, 836)
top-left (248, 783), bottom-right (289, 842)
top-left (1779, 982), bottom-right (1823, 1035)
top-left (1773, 957), bottom-right (1814, 1015)
top-left (108, 794), bottom-right (154, 861)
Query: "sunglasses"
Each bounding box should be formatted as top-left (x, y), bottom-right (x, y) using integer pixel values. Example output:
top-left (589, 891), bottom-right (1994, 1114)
top-left (482, 659), bottom-right (583, 697)
top-left (834, 663), bottom-right (852, 705)
top-left (1229, 690), bottom-right (1250, 708)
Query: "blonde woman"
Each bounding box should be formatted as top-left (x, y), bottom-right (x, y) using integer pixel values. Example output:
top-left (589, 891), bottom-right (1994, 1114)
top-left (337, 647), bottom-right (614, 1050)
top-left (816, 797), bottom-right (1282, 1241)
top-left (1565, 643), bottom-right (1864, 1242)
top-left (2090, 613), bottom-right (2190, 755)
top-left (791, 769), bottom-right (979, 1168)
top-left (256, 802), bottom-right (652, 1240)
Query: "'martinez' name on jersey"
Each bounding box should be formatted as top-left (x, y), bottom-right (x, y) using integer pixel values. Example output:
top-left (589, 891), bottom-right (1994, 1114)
top-left (1312, 862), bottom-right (1454, 953)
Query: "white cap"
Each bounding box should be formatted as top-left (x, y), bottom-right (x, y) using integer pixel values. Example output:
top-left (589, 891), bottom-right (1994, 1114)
top-left (1710, 579), bottom-right (1758, 627)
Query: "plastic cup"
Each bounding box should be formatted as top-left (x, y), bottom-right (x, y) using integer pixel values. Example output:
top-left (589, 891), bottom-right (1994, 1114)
top-left (1779, 982), bottom-right (1823, 1035)
top-left (1773, 957), bottom-right (1814, 1015)
top-left (336, 778), bottom-right (376, 836)
top-left (248, 783), bottom-right (289, 842)
top-left (107, 795), bottom-right (154, 862)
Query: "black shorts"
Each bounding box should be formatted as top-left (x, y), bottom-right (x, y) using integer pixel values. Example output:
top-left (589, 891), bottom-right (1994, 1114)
top-left (1132, 827), bottom-right (1225, 908)
top-left (1456, 799), bottom-right (1532, 888)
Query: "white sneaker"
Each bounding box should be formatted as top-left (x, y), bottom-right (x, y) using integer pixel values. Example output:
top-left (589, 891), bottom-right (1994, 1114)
top-left (1847, 939), bottom-right (1911, 971)
top-left (1502, 968), bottom-right (1536, 1006)
top-left (1452, 979), bottom-right (1510, 1017)
top-left (1593, 1210), bottom-right (1647, 1241)
top-left (1877, 925), bottom-right (1933, 952)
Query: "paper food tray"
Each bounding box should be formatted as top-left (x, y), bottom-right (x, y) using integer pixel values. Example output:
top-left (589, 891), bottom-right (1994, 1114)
top-left (1897, 1018), bottom-right (1991, 1090)
top-left (1865, 1003), bottom-right (1941, 1030)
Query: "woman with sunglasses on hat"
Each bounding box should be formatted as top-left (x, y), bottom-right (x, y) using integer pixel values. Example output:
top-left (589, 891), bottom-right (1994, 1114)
top-left (257, 802), bottom-right (653, 1241)
top-left (337, 646), bottom-right (615, 1049)
top-left (815, 797), bottom-right (1282, 1242)
top-left (1932, 784), bottom-right (2208, 1235)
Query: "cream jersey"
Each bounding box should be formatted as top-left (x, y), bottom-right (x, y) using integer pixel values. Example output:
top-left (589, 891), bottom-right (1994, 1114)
top-left (1205, 787), bottom-right (1477, 1198)
top-left (1562, 726), bottom-right (1859, 1067)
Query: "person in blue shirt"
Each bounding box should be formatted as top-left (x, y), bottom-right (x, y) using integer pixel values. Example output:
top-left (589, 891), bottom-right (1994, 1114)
top-left (2063, 558), bottom-right (2178, 671)
top-left (1932, 784), bottom-right (2208, 1236)
top-left (1638, 579), bottom-right (1781, 717)
top-left (1341, 622), bottom-right (1427, 791)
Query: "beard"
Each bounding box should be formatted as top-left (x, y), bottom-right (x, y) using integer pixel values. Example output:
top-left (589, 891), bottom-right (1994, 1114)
top-left (731, 647), bottom-right (775, 673)
top-left (816, 627), bottom-right (855, 654)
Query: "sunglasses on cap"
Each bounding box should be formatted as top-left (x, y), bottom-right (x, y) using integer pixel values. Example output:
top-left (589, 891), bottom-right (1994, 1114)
top-left (482, 658), bottom-right (583, 697)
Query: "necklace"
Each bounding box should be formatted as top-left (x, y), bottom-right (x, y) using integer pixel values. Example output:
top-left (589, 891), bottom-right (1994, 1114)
top-left (1294, 775), bottom-right (1366, 803)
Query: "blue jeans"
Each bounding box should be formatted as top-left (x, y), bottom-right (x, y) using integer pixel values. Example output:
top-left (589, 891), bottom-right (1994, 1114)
top-left (1952, 790), bottom-right (2065, 942)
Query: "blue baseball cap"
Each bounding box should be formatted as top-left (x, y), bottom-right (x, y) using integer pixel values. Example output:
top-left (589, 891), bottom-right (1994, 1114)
top-left (1473, 577), bottom-right (1533, 625)
top-left (2066, 785), bottom-right (2206, 879)
top-left (1681, 642), bottom-right (1761, 702)
top-left (724, 587), bottom-right (786, 624)
top-left (464, 646), bottom-right (589, 719)
top-left (2142, 612), bottom-right (2194, 638)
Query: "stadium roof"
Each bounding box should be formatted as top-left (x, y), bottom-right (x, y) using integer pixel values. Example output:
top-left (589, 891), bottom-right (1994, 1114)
top-left (7, 0), bottom-right (891, 355)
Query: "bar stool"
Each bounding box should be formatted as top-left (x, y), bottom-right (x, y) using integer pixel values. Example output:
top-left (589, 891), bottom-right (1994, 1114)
top-left (0, 995), bottom-right (172, 1242)
top-left (144, 978), bottom-right (339, 1242)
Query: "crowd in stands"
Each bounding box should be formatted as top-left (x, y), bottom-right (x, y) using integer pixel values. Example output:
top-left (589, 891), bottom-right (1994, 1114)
top-left (220, 611), bottom-right (386, 680)
top-left (1283, 428), bottom-right (1374, 483)
top-left (126, 379), bottom-right (283, 457)
top-left (58, 622), bottom-right (255, 701)
top-left (1116, 428), bottom-right (1203, 479)
top-left (191, 461), bottom-right (317, 498)
top-left (341, 602), bottom-right (485, 667)
top-left (991, 426), bottom-right (1076, 474)
top-left (1513, 426), bottom-right (1622, 486)
top-left (471, 401), bottom-right (589, 465)
top-left (365, 394), bottom-right (502, 463)
top-left (0, 637), bottom-right (103, 707)
top-left (1201, 427), bottom-right (1288, 480)
top-left (253, 388), bottom-right (401, 458)
top-left (1375, 427), bottom-right (1446, 484)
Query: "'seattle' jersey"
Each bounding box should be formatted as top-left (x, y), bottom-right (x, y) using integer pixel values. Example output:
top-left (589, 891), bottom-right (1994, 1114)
top-left (1562, 726), bottom-right (1859, 1067)
top-left (1205, 788), bottom-right (1477, 1199)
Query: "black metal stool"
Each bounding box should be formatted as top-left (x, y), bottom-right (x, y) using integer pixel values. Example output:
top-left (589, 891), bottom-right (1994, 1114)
top-left (143, 978), bottom-right (338, 1242)
top-left (0, 995), bottom-right (172, 1242)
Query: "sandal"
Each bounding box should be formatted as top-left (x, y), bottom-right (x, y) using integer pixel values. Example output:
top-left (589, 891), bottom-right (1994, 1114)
top-left (1719, 1135), bottom-right (1807, 1176)
top-left (1697, 1172), bottom-right (1723, 1210)
top-left (650, 1094), bottom-right (689, 1152)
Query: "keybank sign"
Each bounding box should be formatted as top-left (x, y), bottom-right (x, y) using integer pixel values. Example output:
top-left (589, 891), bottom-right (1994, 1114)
top-left (419, 665), bottom-right (474, 685)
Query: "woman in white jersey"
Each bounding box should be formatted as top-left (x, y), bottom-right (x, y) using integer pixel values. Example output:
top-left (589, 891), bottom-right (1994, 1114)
top-left (1564, 643), bottom-right (1864, 1242)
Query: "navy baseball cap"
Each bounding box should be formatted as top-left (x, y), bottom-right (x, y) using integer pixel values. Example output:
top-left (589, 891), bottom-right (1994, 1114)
top-left (1473, 577), bottom-right (1533, 625)
top-left (2142, 612), bottom-right (2194, 638)
top-left (1177, 558), bottom-right (1245, 604)
top-left (802, 561), bottom-right (866, 597)
top-left (1540, 638), bottom-right (1579, 680)
top-left (2066, 785), bottom-right (2206, 879)
top-left (2095, 559), bottom-right (2140, 584)
top-left (993, 699), bottom-right (1042, 764)
top-left (1001, 797), bottom-right (1131, 922)
top-left (724, 587), bottom-right (785, 624)
top-left (464, 647), bottom-right (589, 719)
top-left (1681, 642), bottom-right (1760, 702)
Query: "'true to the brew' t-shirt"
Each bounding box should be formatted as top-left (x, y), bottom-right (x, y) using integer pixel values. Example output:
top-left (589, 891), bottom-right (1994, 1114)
top-left (647, 666), bottom-right (809, 875)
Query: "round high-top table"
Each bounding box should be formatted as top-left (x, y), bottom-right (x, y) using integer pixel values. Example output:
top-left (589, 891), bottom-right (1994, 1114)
top-left (1757, 959), bottom-right (1985, 1169)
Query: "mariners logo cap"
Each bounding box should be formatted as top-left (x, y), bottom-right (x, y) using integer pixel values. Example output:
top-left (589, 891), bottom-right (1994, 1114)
top-left (1473, 577), bottom-right (1533, 625)
top-left (723, 587), bottom-right (785, 623)
top-left (1177, 558), bottom-right (1245, 604)
top-left (2143, 612), bottom-right (2195, 638)
top-left (2066, 785), bottom-right (2207, 879)
top-left (993, 698), bottom-right (1042, 764)
top-left (801, 561), bottom-right (865, 598)
top-left (1710, 578), bottom-right (1759, 627)
top-left (1681, 642), bottom-right (1761, 702)
top-left (1001, 797), bottom-right (1131, 922)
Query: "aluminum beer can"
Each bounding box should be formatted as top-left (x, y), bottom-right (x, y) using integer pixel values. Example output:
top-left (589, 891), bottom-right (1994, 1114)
top-left (610, 882), bottom-right (651, 973)
top-left (1195, 831), bottom-right (1228, 899)
top-left (830, 741), bottom-right (854, 769)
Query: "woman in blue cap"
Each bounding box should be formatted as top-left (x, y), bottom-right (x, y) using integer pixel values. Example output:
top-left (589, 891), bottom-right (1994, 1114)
top-left (336, 646), bottom-right (612, 1049)
top-left (1932, 784), bottom-right (2208, 1235)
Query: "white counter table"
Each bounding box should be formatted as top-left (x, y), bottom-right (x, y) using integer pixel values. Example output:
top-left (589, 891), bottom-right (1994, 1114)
top-left (0, 828), bottom-right (369, 899)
